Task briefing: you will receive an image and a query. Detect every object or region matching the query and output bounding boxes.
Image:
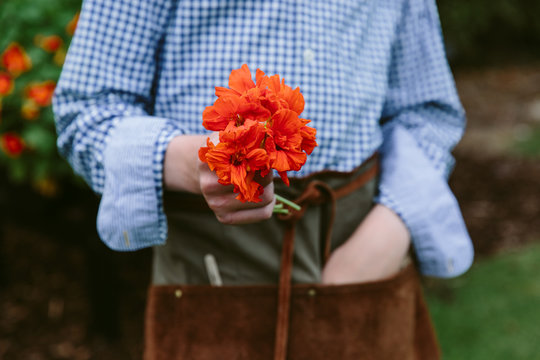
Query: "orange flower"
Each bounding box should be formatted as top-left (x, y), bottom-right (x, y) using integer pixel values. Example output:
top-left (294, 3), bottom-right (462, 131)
top-left (199, 120), bottom-right (269, 202)
top-left (1, 43), bottom-right (32, 76)
top-left (200, 64), bottom-right (318, 202)
top-left (0, 71), bottom-right (14, 96)
top-left (202, 97), bottom-right (238, 130)
top-left (1, 132), bottom-right (25, 158)
top-left (205, 65), bottom-right (273, 131)
top-left (214, 64), bottom-right (257, 98)
top-left (21, 100), bottom-right (40, 120)
top-left (259, 74), bottom-right (305, 116)
top-left (265, 109), bottom-right (307, 185)
top-left (299, 119), bottom-right (317, 155)
top-left (25, 81), bottom-right (56, 107)
top-left (34, 35), bottom-right (64, 53)
top-left (202, 95), bottom-right (271, 131)
top-left (66, 12), bottom-right (80, 36)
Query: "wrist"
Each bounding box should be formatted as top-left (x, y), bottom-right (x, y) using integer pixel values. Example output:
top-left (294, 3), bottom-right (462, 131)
top-left (322, 204), bottom-right (411, 284)
top-left (163, 134), bottom-right (207, 194)
top-left (370, 204), bottom-right (410, 244)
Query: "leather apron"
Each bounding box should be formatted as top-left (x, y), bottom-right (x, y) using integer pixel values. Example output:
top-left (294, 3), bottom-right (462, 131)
top-left (145, 154), bottom-right (440, 360)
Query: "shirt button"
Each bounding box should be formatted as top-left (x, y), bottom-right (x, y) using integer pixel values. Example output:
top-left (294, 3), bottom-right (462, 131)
top-left (303, 48), bottom-right (315, 63)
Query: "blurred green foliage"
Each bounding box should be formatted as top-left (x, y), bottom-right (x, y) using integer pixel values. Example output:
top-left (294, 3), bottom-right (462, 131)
top-left (0, 0), bottom-right (82, 195)
top-left (512, 127), bottom-right (540, 158)
top-left (438, 0), bottom-right (540, 67)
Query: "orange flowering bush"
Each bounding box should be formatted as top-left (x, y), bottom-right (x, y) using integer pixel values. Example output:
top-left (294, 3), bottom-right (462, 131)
top-left (0, 0), bottom-right (80, 194)
top-left (1, 43), bottom-right (32, 76)
top-left (0, 72), bottom-right (14, 96)
top-left (1, 132), bottom-right (25, 158)
top-left (199, 65), bottom-right (317, 203)
top-left (34, 35), bottom-right (64, 53)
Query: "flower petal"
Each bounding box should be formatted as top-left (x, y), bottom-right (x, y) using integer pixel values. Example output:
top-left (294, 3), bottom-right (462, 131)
top-left (215, 86), bottom-right (240, 98)
top-left (230, 164), bottom-right (249, 198)
top-left (202, 96), bottom-right (240, 131)
top-left (300, 123), bottom-right (317, 155)
top-left (228, 64), bottom-right (255, 94)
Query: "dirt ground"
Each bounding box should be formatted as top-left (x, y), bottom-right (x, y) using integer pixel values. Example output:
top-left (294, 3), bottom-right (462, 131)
top-left (451, 65), bottom-right (540, 254)
top-left (1, 65), bottom-right (539, 359)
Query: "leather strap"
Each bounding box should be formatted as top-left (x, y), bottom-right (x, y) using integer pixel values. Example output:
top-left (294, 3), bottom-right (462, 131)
top-left (273, 156), bottom-right (379, 360)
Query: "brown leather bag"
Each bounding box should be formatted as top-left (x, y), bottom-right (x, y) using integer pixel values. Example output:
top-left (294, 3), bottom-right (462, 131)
top-left (144, 161), bottom-right (440, 360)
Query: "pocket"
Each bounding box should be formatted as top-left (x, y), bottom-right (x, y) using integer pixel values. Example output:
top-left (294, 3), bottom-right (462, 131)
top-left (144, 286), bottom-right (183, 360)
top-left (287, 264), bottom-right (437, 360)
top-left (144, 265), bottom-right (439, 360)
top-left (145, 285), bottom-right (279, 360)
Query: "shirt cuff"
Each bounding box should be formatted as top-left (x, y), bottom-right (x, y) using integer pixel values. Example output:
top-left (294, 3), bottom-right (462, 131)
top-left (154, 123), bottom-right (184, 246)
top-left (374, 124), bottom-right (474, 278)
top-left (97, 116), bottom-right (184, 251)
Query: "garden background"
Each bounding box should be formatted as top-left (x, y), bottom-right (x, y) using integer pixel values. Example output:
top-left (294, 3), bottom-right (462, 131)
top-left (1, 0), bottom-right (540, 359)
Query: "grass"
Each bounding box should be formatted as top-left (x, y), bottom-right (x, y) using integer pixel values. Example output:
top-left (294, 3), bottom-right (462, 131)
top-left (512, 126), bottom-right (540, 158)
top-left (425, 243), bottom-right (540, 359)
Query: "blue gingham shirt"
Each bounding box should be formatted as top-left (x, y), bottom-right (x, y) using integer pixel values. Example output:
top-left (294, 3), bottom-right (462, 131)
top-left (53, 0), bottom-right (473, 277)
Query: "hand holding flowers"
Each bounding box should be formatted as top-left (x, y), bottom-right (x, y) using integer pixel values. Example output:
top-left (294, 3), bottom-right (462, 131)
top-left (198, 65), bottom-right (317, 213)
top-left (164, 133), bottom-right (278, 224)
top-left (164, 64), bottom-right (316, 223)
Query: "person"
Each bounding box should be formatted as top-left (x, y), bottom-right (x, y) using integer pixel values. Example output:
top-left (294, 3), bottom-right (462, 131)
top-left (53, 0), bottom-right (474, 358)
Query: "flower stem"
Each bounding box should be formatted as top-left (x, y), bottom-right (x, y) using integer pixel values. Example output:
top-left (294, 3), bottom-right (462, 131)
top-left (275, 194), bottom-right (301, 211)
top-left (273, 208), bottom-right (290, 214)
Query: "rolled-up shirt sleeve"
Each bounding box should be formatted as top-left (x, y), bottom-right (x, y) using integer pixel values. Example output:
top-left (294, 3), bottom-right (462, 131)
top-left (375, 0), bottom-right (474, 277)
top-left (53, 0), bottom-right (182, 250)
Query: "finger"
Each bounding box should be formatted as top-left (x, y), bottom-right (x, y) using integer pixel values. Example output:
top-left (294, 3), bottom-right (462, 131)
top-left (200, 176), bottom-right (235, 196)
top-left (215, 196), bottom-right (276, 225)
top-left (199, 163), bottom-right (234, 194)
top-left (208, 183), bottom-right (275, 214)
top-left (229, 180), bottom-right (275, 211)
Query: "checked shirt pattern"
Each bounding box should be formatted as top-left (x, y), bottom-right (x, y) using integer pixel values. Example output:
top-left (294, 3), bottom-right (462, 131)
top-left (53, 0), bottom-right (472, 277)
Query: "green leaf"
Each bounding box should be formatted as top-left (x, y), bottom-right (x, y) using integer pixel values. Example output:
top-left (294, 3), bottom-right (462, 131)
top-left (22, 125), bottom-right (57, 155)
top-left (8, 158), bottom-right (27, 183)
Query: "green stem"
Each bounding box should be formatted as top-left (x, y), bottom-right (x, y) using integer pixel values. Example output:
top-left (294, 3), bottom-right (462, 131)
top-left (272, 208), bottom-right (290, 215)
top-left (275, 194), bottom-right (301, 211)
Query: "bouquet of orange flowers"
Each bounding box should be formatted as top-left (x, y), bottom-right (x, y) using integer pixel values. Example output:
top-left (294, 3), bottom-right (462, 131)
top-left (199, 65), bottom-right (317, 211)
